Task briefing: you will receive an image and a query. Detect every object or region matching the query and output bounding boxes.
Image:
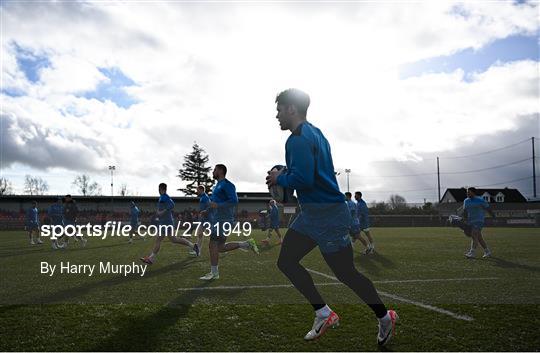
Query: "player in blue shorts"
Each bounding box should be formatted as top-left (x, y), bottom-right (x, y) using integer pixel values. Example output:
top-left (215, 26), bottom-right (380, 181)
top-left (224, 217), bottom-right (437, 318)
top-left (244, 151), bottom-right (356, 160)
top-left (128, 201), bottom-right (141, 244)
top-left (355, 191), bottom-right (375, 254)
top-left (267, 89), bottom-right (397, 345)
top-left (345, 192), bottom-right (369, 253)
top-left (463, 187), bottom-right (495, 259)
top-left (261, 199), bottom-right (283, 246)
top-left (199, 164), bottom-right (259, 280)
top-left (190, 185), bottom-right (211, 256)
top-left (140, 183), bottom-right (199, 264)
top-left (26, 201), bottom-right (42, 245)
top-left (48, 197), bottom-right (64, 249)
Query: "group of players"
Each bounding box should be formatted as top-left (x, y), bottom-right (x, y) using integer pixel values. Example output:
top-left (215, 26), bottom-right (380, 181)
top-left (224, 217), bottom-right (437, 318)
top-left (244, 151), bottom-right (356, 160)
top-left (21, 88), bottom-right (500, 347)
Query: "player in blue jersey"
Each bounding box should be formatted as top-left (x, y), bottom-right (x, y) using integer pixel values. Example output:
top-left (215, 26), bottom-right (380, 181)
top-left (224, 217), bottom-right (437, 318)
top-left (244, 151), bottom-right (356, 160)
top-left (63, 194), bottom-right (86, 247)
top-left (345, 192), bottom-right (369, 252)
top-left (199, 164), bottom-right (259, 280)
top-left (26, 201), bottom-right (42, 245)
top-left (48, 197), bottom-right (65, 249)
top-left (462, 187), bottom-right (495, 259)
top-left (189, 185), bottom-right (211, 256)
top-left (261, 199), bottom-right (283, 246)
top-left (267, 89), bottom-right (397, 345)
top-left (355, 191), bottom-right (375, 254)
top-left (140, 183), bottom-right (199, 264)
top-left (128, 201), bottom-right (141, 244)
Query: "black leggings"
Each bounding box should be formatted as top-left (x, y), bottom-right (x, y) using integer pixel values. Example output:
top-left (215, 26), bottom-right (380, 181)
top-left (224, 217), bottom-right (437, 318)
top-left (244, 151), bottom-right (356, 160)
top-left (277, 228), bottom-right (387, 318)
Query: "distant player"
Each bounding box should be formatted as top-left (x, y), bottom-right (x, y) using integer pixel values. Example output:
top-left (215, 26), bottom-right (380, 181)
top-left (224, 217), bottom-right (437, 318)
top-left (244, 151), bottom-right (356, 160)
top-left (128, 201), bottom-right (141, 244)
top-left (26, 201), bottom-right (42, 245)
top-left (199, 164), bottom-right (259, 280)
top-left (355, 191), bottom-right (375, 254)
top-left (462, 187), bottom-right (495, 259)
top-left (48, 197), bottom-right (64, 249)
top-left (140, 183), bottom-right (199, 264)
top-left (64, 194), bottom-right (86, 247)
top-left (261, 199), bottom-right (283, 245)
top-left (190, 185), bottom-right (210, 256)
top-left (267, 89), bottom-right (397, 345)
top-left (345, 192), bottom-right (369, 252)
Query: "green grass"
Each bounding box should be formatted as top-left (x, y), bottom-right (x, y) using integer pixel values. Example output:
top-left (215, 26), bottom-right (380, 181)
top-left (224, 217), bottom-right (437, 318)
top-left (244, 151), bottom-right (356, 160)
top-left (1, 227), bottom-right (539, 351)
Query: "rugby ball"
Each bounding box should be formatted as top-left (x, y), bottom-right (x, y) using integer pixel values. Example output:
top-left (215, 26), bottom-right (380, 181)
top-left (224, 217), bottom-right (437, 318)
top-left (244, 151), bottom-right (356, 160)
top-left (268, 165), bottom-right (296, 204)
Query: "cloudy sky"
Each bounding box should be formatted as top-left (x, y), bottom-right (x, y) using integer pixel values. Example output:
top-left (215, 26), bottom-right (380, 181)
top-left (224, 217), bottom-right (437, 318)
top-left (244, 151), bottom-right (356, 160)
top-left (1, 1), bottom-right (539, 202)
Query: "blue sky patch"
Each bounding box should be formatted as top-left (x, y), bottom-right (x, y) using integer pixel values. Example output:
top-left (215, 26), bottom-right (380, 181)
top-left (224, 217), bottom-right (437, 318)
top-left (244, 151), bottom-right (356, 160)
top-left (81, 67), bottom-right (138, 109)
top-left (400, 34), bottom-right (539, 81)
top-left (14, 43), bottom-right (51, 83)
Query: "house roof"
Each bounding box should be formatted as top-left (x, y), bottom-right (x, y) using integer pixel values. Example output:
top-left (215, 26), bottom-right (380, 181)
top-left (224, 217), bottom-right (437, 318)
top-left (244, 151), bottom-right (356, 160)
top-left (442, 188), bottom-right (527, 203)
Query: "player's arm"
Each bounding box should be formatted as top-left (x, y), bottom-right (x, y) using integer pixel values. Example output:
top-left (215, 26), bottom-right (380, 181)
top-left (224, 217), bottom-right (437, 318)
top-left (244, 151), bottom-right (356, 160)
top-left (484, 203), bottom-right (496, 218)
top-left (461, 201), bottom-right (468, 222)
top-left (277, 136), bottom-right (315, 190)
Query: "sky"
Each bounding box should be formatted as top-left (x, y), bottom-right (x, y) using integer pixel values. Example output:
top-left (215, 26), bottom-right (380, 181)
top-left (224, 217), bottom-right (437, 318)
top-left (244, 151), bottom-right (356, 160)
top-left (1, 0), bottom-right (539, 203)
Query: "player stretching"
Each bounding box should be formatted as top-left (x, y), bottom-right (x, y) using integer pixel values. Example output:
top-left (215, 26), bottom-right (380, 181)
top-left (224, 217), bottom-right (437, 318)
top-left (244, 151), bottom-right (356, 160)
top-left (199, 164), bottom-right (259, 280)
top-left (26, 201), bottom-right (42, 245)
top-left (261, 200), bottom-right (283, 245)
top-left (48, 197), bottom-right (64, 249)
top-left (463, 187), bottom-right (495, 259)
top-left (140, 183), bottom-right (199, 264)
top-left (190, 185), bottom-right (210, 256)
top-left (128, 201), bottom-right (141, 244)
top-left (267, 89), bottom-right (397, 345)
top-left (355, 191), bottom-right (375, 254)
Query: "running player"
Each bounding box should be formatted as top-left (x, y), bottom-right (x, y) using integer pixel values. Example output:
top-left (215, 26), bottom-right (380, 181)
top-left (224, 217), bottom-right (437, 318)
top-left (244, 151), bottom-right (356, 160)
top-left (190, 185), bottom-right (210, 256)
top-left (26, 201), bottom-right (42, 245)
top-left (355, 191), bottom-right (375, 254)
top-left (199, 164), bottom-right (259, 280)
top-left (267, 89), bottom-right (397, 345)
top-left (261, 199), bottom-right (283, 245)
top-left (345, 192), bottom-right (370, 253)
top-left (463, 187), bottom-right (496, 259)
top-left (48, 197), bottom-right (64, 249)
top-left (63, 194), bottom-right (86, 247)
top-left (140, 183), bottom-right (199, 264)
top-left (128, 201), bottom-right (141, 244)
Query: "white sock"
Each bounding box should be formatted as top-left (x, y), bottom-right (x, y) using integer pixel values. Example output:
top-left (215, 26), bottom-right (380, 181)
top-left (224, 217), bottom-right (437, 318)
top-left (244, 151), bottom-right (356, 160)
top-left (239, 241), bottom-right (250, 249)
top-left (315, 305), bottom-right (332, 318)
top-left (149, 253), bottom-right (156, 260)
top-left (378, 311), bottom-right (390, 323)
top-left (211, 265), bottom-right (219, 274)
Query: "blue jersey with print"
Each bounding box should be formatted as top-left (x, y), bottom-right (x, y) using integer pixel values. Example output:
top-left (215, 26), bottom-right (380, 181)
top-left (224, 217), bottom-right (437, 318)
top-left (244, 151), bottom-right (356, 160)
top-left (210, 179), bottom-right (238, 222)
top-left (48, 204), bottom-right (64, 224)
top-left (157, 193), bottom-right (175, 225)
top-left (464, 196), bottom-right (489, 224)
top-left (27, 207), bottom-right (38, 224)
top-left (357, 199), bottom-right (370, 228)
top-left (130, 206), bottom-right (140, 223)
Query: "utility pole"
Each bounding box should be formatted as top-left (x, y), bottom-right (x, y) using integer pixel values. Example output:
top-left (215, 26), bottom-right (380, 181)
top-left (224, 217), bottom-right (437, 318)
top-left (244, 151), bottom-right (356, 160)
top-left (345, 169), bottom-right (351, 193)
top-left (109, 165), bottom-right (115, 212)
top-left (533, 137), bottom-right (537, 198)
top-left (437, 157), bottom-right (441, 203)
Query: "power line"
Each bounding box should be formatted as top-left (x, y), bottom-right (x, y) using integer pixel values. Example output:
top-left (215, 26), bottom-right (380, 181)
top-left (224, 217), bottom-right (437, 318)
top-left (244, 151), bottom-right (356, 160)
top-left (441, 158), bottom-right (531, 175)
top-left (440, 138), bottom-right (533, 160)
top-left (476, 176), bottom-right (533, 188)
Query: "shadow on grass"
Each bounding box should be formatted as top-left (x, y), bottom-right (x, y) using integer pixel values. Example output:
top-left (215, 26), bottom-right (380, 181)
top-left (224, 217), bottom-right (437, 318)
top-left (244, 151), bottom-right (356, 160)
top-left (87, 282), bottom-right (248, 351)
top-left (486, 257), bottom-right (540, 273)
top-left (0, 241), bottom-right (128, 259)
top-left (354, 252), bottom-right (397, 275)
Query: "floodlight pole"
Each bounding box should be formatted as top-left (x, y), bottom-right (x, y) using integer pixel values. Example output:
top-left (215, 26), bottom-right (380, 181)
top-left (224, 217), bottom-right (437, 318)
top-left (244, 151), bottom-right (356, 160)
top-left (533, 137), bottom-right (537, 198)
top-left (109, 165), bottom-right (115, 212)
top-left (345, 169), bottom-right (351, 193)
top-left (437, 157), bottom-right (441, 203)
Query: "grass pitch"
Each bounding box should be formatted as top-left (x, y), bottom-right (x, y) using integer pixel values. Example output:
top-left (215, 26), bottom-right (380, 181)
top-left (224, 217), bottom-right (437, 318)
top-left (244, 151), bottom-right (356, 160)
top-left (1, 227), bottom-right (539, 351)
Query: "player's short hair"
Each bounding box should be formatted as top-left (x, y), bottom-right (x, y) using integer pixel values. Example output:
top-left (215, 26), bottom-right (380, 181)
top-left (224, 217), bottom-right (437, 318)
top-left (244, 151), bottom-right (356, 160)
top-left (345, 192), bottom-right (352, 198)
top-left (275, 88), bottom-right (310, 116)
top-left (159, 183), bottom-right (167, 190)
top-left (215, 164), bottom-right (227, 176)
top-left (467, 187), bottom-right (477, 195)
top-left (355, 191), bottom-right (363, 198)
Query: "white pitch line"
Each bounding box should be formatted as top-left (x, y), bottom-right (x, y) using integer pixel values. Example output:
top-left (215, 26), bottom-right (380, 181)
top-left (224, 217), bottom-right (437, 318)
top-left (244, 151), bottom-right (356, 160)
top-left (177, 282), bottom-right (342, 291)
top-left (306, 268), bottom-right (475, 321)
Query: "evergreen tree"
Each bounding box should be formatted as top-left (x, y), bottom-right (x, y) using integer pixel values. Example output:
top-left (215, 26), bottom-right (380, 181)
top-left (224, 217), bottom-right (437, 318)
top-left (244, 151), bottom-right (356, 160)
top-left (177, 143), bottom-right (214, 196)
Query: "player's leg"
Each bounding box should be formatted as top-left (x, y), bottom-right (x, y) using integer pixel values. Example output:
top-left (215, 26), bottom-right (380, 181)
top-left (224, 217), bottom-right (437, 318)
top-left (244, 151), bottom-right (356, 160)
top-left (322, 244), bottom-right (397, 346)
top-left (140, 233), bottom-right (166, 264)
top-left (275, 228), bottom-right (283, 244)
top-left (189, 226), bottom-right (204, 256)
top-left (262, 228), bottom-right (272, 245)
top-left (200, 239), bottom-right (221, 280)
top-left (478, 229), bottom-right (491, 257)
top-left (466, 227), bottom-right (480, 258)
top-left (364, 229), bottom-right (374, 252)
top-left (35, 225), bottom-right (43, 244)
top-left (27, 226), bottom-right (35, 245)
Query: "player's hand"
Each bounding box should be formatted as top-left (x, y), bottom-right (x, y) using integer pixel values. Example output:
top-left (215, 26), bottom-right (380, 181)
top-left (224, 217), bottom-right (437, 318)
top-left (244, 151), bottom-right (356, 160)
top-left (266, 169), bottom-right (280, 187)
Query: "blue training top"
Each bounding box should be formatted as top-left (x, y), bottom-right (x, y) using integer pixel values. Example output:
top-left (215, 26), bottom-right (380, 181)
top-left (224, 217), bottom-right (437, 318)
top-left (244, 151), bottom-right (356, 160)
top-left (346, 199), bottom-right (359, 225)
top-left (464, 196), bottom-right (489, 224)
top-left (210, 179), bottom-right (238, 222)
top-left (48, 204), bottom-right (64, 224)
top-left (27, 207), bottom-right (38, 224)
top-left (357, 199), bottom-right (370, 228)
top-left (130, 206), bottom-right (140, 223)
top-left (157, 193), bottom-right (174, 225)
top-left (269, 204), bottom-right (279, 223)
top-left (199, 192), bottom-right (211, 220)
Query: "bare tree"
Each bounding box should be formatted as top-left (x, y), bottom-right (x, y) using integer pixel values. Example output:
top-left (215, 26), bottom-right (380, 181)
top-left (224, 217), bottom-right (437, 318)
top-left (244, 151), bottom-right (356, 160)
top-left (0, 177), bottom-right (13, 195)
top-left (23, 175), bottom-right (49, 195)
top-left (388, 194), bottom-right (407, 210)
top-left (119, 183), bottom-right (130, 196)
top-left (72, 174), bottom-right (102, 196)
